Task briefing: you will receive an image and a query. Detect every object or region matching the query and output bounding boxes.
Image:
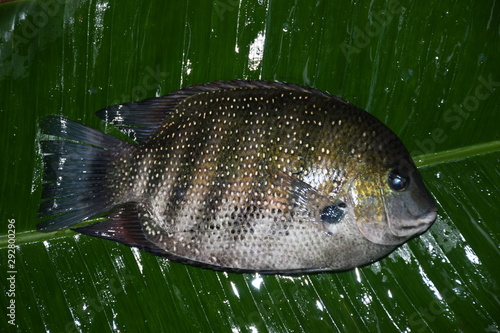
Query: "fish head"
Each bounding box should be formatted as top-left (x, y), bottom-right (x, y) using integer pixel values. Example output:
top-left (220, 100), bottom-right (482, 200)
top-left (348, 158), bottom-right (437, 246)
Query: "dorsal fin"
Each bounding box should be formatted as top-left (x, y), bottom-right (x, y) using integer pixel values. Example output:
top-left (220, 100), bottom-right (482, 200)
top-left (96, 80), bottom-right (348, 143)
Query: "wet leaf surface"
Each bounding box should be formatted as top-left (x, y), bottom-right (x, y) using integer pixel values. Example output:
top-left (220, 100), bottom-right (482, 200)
top-left (1, 1), bottom-right (499, 332)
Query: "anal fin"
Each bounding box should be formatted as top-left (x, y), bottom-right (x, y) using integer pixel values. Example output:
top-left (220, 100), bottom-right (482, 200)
top-left (73, 202), bottom-right (168, 257)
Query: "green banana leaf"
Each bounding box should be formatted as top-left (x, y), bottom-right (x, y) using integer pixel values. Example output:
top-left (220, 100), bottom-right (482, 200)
top-left (1, 0), bottom-right (499, 332)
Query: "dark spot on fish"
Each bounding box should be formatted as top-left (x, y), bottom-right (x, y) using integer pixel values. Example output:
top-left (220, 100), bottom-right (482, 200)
top-left (320, 204), bottom-right (345, 224)
top-left (173, 186), bottom-right (183, 199)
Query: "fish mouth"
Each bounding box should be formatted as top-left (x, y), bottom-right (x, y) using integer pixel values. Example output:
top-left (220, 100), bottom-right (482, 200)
top-left (416, 206), bottom-right (438, 224)
top-left (390, 206), bottom-right (438, 238)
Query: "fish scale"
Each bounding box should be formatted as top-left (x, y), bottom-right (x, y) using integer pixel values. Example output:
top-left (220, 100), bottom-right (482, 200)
top-left (38, 80), bottom-right (437, 274)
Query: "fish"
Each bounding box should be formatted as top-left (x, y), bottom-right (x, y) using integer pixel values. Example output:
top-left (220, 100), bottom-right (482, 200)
top-left (37, 80), bottom-right (437, 274)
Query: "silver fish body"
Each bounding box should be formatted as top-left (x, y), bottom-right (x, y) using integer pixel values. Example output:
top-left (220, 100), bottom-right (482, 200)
top-left (38, 80), bottom-right (437, 273)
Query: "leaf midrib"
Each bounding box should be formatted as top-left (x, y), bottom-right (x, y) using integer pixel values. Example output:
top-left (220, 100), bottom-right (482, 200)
top-left (414, 140), bottom-right (500, 168)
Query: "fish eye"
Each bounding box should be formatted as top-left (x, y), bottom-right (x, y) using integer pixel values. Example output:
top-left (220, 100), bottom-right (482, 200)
top-left (388, 169), bottom-right (410, 192)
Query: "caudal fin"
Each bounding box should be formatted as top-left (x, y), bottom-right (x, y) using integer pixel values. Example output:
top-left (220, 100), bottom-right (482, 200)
top-left (37, 116), bottom-right (132, 232)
